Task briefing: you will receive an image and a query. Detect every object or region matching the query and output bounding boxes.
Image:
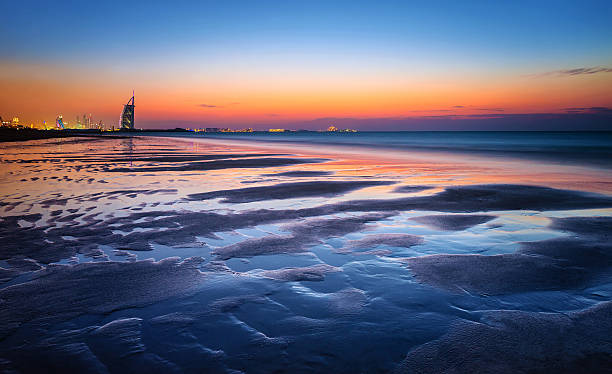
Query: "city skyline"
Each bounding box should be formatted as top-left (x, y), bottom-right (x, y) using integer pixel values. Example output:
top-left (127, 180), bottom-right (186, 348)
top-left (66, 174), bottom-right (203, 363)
top-left (1, 0), bottom-right (611, 130)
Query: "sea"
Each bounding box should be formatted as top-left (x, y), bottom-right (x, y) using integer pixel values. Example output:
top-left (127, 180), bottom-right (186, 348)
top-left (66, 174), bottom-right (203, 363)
top-left (152, 130), bottom-right (612, 168)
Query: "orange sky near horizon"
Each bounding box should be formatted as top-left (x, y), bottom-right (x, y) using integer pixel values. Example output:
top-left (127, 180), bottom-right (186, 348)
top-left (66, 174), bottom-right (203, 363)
top-left (1, 60), bottom-right (611, 128)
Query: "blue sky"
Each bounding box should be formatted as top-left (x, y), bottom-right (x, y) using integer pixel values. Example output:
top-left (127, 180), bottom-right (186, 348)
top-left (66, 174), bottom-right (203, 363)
top-left (3, 0), bottom-right (611, 68)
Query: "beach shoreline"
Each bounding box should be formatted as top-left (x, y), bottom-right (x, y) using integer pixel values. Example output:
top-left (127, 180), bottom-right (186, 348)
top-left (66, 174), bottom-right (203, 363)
top-left (1, 133), bottom-right (611, 373)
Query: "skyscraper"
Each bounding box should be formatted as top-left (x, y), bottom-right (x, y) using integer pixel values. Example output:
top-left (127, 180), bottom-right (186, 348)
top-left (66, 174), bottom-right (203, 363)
top-left (120, 92), bottom-right (135, 130)
top-left (56, 115), bottom-right (65, 129)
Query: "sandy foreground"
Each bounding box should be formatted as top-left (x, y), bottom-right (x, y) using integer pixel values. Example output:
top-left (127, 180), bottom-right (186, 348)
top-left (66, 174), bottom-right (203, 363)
top-left (1, 135), bottom-right (611, 373)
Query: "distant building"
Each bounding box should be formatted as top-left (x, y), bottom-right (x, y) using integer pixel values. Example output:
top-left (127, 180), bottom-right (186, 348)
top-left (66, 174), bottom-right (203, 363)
top-left (56, 115), bottom-right (65, 129)
top-left (1, 116), bottom-right (19, 127)
top-left (269, 128), bottom-right (285, 132)
top-left (326, 125), bottom-right (357, 132)
top-left (205, 128), bottom-right (221, 132)
top-left (120, 92), bottom-right (135, 130)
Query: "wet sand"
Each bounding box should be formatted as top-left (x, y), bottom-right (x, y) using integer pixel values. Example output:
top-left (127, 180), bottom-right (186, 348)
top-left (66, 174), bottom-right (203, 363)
top-left (1, 135), bottom-right (611, 373)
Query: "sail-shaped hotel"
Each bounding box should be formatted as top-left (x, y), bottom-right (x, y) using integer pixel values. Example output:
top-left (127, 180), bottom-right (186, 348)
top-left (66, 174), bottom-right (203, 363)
top-left (120, 92), bottom-right (135, 130)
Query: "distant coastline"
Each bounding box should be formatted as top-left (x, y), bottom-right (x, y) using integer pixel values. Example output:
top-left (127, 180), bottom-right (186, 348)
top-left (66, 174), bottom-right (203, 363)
top-left (0, 128), bottom-right (105, 142)
top-left (0, 127), bottom-right (186, 142)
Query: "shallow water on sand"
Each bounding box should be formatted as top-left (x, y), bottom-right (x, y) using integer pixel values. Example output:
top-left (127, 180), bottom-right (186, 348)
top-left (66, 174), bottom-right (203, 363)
top-left (1, 135), bottom-right (612, 373)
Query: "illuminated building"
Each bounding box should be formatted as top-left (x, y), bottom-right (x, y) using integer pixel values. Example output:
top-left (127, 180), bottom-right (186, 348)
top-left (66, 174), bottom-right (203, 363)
top-left (327, 126), bottom-right (338, 132)
top-left (120, 92), bottom-right (135, 130)
top-left (56, 115), bottom-right (65, 129)
top-left (269, 128), bottom-right (285, 132)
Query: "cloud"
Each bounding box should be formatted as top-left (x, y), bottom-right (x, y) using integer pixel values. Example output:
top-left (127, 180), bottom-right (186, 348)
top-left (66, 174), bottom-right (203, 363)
top-left (529, 66), bottom-right (612, 78)
top-left (286, 110), bottom-right (612, 131)
top-left (475, 107), bottom-right (505, 112)
top-left (557, 67), bottom-right (612, 76)
top-left (408, 107), bottom-right (504, 114)
top-left (409, 109), bottom-right (452, 113)
top-left (198, 102), bottom-right (240, 108)
top-left (564, 106), bottom-right (612, 114)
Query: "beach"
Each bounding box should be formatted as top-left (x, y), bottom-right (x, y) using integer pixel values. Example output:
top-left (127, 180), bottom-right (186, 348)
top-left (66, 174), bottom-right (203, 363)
top-left (1, 133), bottom-right (612, 373)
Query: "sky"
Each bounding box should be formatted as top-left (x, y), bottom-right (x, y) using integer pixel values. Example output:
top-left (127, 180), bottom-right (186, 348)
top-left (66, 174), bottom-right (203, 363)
top-left (1, 0), bottom-right (611, 130)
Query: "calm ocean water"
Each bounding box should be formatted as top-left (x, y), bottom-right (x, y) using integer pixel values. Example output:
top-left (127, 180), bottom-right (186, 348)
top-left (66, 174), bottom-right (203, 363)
top-left (151, 131), bottom-right (612, 168)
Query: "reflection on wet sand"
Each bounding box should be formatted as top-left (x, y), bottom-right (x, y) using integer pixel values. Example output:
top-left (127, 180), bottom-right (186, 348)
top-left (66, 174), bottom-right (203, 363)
top-left (0, 135), bottom-right (611, 373)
